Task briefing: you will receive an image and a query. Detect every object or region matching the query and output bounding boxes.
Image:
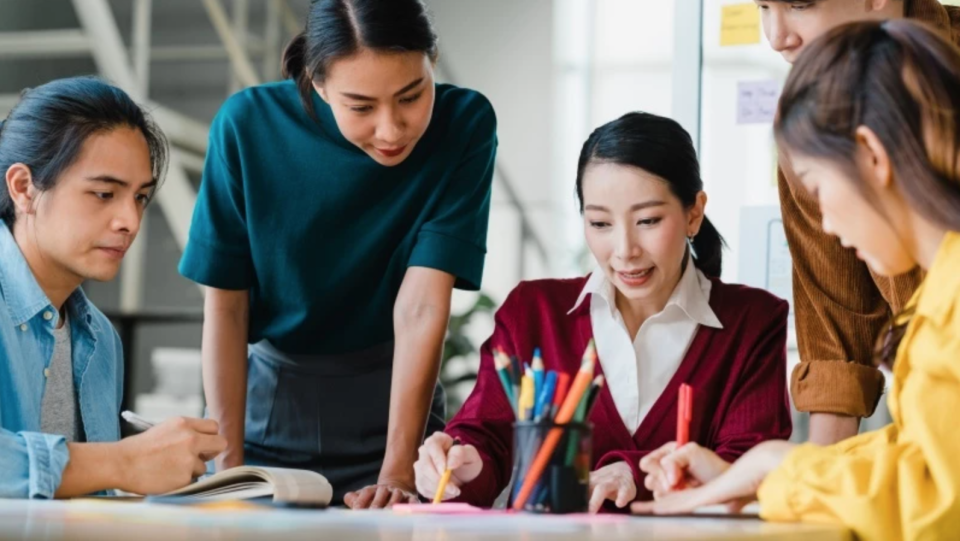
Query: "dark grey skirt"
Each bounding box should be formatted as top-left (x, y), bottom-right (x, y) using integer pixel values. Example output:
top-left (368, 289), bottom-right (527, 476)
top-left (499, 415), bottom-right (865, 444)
top-left (242, 340), bottom-right (446, 504)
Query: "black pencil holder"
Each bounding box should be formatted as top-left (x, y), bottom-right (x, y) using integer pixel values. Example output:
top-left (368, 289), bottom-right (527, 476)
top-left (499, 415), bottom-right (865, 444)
top-left (508, 421), bottom-right (592, 514)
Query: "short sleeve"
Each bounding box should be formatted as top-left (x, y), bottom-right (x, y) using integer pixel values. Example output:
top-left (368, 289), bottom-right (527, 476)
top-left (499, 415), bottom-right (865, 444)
top-left (178, 102), bottom-right (256, 290)
top-left (408, 98), bottom-right (497, 291)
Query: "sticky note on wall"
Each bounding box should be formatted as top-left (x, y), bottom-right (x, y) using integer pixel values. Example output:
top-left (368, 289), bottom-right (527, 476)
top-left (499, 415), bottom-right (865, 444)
top-left (721, 3), bottom-right (761, 46)
top-left (737, 80), bottom-right (780, 124)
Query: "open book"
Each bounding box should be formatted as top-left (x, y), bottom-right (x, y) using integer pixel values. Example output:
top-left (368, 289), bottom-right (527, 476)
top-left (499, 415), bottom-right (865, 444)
top-left (157, 467), bottom-right (332, 507)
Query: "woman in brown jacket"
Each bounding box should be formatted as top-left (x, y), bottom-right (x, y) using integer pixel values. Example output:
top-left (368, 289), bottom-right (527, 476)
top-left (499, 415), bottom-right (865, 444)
top-left (757, 0), bottom-right (960, 444)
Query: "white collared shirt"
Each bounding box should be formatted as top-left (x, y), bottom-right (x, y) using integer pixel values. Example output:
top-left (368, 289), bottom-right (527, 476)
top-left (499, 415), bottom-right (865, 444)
top-left (568, 256), bottom-right (724, 434)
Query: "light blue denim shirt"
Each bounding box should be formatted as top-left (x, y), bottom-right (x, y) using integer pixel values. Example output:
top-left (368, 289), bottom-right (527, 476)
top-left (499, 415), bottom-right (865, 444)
top-left (0, 223), bottom-right (123, 498)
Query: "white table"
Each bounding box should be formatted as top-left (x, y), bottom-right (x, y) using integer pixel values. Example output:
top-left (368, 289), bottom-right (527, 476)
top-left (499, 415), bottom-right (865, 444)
top-left (0, 500), bottom-right (852, 541)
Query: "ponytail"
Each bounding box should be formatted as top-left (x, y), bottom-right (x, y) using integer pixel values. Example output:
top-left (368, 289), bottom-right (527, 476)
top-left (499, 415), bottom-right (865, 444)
top-left (281, 32), bottom-right (308, 81)
top-left (691, 216), bottom-right (724, 278)
top-left (281, 32), bottom-right (316, 117)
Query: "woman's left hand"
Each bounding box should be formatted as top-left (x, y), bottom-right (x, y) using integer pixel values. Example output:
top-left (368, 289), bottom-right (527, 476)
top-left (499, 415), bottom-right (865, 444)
top-left (631, 440), bottom-right (797, 515)
top-left (344, 480), bottom-right (419, 509)
top-left (588, 461), bottom-right (637, 514)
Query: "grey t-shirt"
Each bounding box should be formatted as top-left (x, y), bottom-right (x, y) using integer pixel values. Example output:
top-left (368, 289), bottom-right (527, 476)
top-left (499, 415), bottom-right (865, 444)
top-left (40, 314), bottom-right (82, 442)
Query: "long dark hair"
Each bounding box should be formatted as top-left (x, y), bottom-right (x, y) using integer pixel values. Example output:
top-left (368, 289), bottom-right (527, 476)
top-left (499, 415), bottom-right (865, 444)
top-left (576, 112), bottom-right (726, 277)
top-left (281, 0), bottom-right (439, 118)
top-left (776, 19), bottom-right (960, 232)
top-left (775, 20), bottom-right (960, 365)
top-left (0, 76), bottom-right (168, 228)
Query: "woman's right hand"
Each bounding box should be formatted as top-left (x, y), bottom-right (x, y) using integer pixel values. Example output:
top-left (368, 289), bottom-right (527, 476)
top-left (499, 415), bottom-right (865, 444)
top-left (639, 442), bottom-right (731, 499)
top-left (117, 417), bottom-right (228, 495)
top-left (414, 432), bottom-right (483, 501)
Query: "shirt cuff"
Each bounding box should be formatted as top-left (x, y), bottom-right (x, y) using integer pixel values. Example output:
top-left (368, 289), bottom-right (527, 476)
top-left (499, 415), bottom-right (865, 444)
top-left (21, 432), bottom-right (70, 499)
top-left (791, 360), bottom-right (885, 417)
top-left (408, 230), bottom-right (486, 291)
top-left (179, 236), bottom-right (255, 290)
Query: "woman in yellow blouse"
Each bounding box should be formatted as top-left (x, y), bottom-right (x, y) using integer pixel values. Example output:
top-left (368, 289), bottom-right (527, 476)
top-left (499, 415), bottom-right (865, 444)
top-left (632, 19), bottom-right (960, 540)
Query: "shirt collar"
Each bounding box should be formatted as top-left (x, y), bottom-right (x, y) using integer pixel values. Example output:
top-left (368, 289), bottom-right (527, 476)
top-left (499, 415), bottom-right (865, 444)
top-left (568, 254), bottom-right (723, 329)
top-left (0, 223), bottom-right (97, 331)
top-left (0, 223), bottom-right (53, 325)
top-left (568, 269), bottom-right (606, 316)
top-left (916, 231), bottom-right (960, 324)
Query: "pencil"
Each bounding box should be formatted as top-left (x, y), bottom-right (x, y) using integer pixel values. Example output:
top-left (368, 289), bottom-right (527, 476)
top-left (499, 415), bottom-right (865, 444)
top-left (518, 373), bottom-right (535, 422)
top-left (512, 340), bottom-right (596, 510)
top-left (509, 355), bottom-right (522, 395)
top-left (534, 371), bottom-right (557, 422)
top-left (433, 437), bottom-right (461, 504)
top-left (493, 351), bottom-right (515, 407)
top-left (532, 348), bottom-right (544, 413)
top-left (550, 372), bottom-right (571, 420)
top-left (584, 375), bottom-right (604, 414)
top-left (565, 375), bottom-right (604, 466)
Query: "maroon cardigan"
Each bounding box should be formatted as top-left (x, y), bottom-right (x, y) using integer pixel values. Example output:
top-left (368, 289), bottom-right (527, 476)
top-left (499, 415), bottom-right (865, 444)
top-left (444, 275), bottom-right (792, 508)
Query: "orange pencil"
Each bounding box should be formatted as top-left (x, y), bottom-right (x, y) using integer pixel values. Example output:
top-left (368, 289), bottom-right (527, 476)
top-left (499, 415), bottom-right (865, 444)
top-left (512, 340), bottom-right (596, 510)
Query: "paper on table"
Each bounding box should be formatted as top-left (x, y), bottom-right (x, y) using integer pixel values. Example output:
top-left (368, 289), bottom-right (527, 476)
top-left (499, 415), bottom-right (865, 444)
top-left (694, 502), bottom-right (760, 516)
top-left (392, 503), bottom-right (502, 515)
top-left (633, 502), bottom-right (760, 518)
top-left (392, 504), bottom-right (633, 524)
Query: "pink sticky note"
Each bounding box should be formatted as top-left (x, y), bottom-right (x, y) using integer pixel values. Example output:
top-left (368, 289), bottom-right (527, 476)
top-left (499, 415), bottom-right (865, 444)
top-left (392, 503), bottom-right (507, 515)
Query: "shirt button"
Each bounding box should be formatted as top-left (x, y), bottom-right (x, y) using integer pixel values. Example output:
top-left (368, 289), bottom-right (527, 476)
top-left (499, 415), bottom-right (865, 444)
top-left (43, 311), bottom-right (53, 321)
top-left (19, 324), bottom-right (28, 332)
top-left (43, 368), bottom-right (50, 378)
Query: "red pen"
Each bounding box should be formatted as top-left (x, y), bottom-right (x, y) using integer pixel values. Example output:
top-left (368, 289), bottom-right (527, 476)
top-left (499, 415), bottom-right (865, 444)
top-left (677, 383), bottom-right (692, 446)
top-left (673, 383), bottom-right (693, 489)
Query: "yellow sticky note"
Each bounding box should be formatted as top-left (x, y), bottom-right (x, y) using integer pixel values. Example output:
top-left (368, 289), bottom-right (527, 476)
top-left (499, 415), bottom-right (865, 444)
top-left (721, 3), bottom-right (761, 47)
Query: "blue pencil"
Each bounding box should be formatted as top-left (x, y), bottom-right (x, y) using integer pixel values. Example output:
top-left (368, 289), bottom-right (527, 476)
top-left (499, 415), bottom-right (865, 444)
top-left (534, 371), bottom-right (557, 421)
top-left (532, 348), bottom-right (544, 411)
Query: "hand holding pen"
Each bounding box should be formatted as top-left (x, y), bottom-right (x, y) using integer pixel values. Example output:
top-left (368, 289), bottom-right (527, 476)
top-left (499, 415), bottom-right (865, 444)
top-left (414, 433), bottom-right (483, 502)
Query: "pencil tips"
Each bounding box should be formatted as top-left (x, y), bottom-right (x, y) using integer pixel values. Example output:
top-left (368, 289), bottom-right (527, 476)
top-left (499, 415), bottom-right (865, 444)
top-left (581, 340), bottom-right (597, 369)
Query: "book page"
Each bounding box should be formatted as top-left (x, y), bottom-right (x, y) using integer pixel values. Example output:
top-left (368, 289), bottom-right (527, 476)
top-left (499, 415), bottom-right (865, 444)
top-left (162, 467), bottom-right (332, 506)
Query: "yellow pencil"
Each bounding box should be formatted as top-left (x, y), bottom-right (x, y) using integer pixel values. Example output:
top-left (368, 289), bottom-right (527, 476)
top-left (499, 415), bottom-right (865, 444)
top-left (518, 373), bottom-right (534, 421)
top-left (433, 437), bottom-right (461, 504)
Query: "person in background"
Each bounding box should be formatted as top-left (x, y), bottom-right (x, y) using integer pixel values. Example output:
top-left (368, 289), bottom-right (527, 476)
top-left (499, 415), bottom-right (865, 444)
top-left (755, 0), bottom-right (959, 445)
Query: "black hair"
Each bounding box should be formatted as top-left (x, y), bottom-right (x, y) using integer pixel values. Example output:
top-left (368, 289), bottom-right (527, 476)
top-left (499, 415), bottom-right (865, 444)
top-left (575, 112), bottom-right (726, 277)
top-left (0, 76), bottom-right (168, 228)
top-left (281, 0), bottom-right (439, 118)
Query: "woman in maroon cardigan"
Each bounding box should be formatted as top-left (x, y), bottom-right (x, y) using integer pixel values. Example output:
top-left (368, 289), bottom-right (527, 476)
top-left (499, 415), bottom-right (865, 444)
top-left (413, 112), bottom-right (792, 513)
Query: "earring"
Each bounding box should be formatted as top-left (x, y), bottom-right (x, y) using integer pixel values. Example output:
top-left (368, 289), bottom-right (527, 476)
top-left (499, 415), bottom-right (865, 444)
top-left (687, 235), bottom-right (698, 259)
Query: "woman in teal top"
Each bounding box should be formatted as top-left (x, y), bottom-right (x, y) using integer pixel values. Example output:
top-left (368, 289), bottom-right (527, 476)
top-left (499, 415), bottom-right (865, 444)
top-left (179, 0), bottom-right (496, 508)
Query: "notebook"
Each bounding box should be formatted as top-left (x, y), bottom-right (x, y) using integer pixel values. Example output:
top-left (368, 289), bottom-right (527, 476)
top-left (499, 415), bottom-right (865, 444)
top-left (154, 466), bottom-right (333, 507)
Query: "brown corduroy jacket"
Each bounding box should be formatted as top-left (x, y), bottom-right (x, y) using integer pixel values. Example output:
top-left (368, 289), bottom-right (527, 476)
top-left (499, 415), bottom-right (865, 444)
top-left (781, 0), bottom-right (960, 418)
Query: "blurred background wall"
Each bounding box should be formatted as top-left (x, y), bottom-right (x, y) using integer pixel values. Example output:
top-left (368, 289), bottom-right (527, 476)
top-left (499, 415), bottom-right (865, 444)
top-left (6, 0), bottom-right (949, 435)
